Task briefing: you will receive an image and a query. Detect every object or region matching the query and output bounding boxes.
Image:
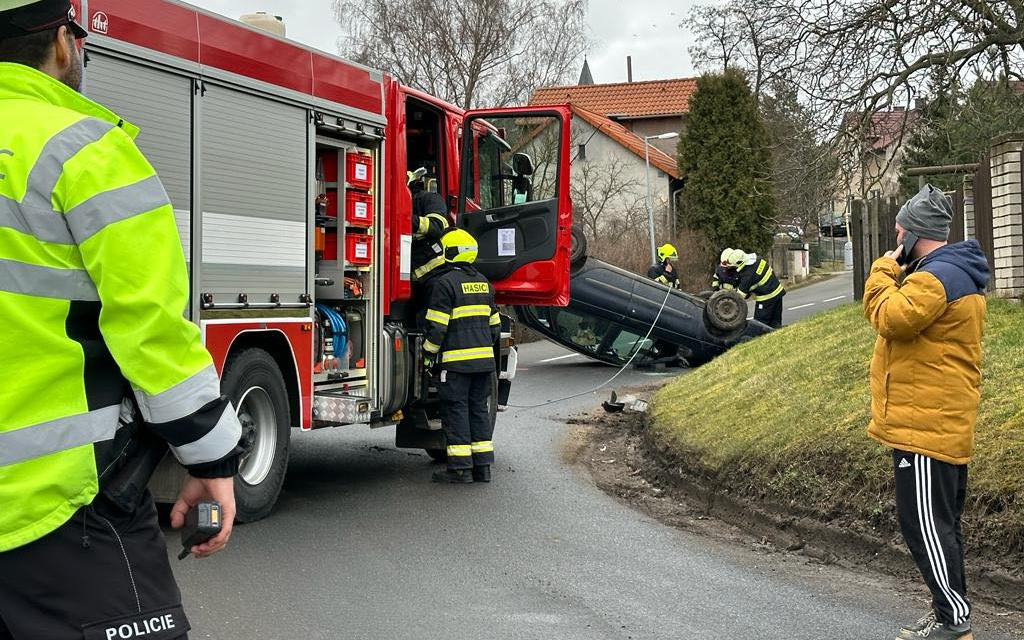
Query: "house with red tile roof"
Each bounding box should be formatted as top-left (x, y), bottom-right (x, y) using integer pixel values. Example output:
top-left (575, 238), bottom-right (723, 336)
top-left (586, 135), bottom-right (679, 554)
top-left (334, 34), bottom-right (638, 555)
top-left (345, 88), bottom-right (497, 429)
top-left (531, 77), bottom-right (696, 156)
top-left (528, 76), bottom-right (691, 242)
top-left (833, 108), bottom-right (920, 217)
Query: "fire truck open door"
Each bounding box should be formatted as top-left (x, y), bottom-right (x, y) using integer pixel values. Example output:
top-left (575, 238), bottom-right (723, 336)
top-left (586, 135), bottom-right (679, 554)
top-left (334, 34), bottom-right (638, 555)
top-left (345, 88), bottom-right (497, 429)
top-left (457, 106), bottom-right (572, 307)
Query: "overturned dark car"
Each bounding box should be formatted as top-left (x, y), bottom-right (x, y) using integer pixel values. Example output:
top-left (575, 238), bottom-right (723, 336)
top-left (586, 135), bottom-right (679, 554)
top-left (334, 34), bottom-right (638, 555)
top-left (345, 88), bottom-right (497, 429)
top-left (515, 257), bottom-right (773, 368)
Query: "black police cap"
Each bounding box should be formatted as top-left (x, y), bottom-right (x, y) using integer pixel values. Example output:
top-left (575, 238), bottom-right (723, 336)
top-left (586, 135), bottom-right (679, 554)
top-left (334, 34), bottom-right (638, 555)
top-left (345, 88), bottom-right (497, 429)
top-left (0, 0), bottom-right (89, 40)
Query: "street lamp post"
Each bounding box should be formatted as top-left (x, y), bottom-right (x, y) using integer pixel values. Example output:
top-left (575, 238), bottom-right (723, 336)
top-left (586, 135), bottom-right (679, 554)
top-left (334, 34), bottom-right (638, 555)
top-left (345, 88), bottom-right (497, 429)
top-left (644, 132), bottom-right (680, 266)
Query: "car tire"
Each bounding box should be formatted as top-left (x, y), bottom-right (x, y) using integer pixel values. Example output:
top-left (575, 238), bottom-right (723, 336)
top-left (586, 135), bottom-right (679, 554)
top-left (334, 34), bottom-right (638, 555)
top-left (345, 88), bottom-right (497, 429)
top-left (704, 289), bottom-right (747, 333)
top-left (569, 224), bottom-right (588, 266)
top-left (222, 348), bottom-right (290, 523)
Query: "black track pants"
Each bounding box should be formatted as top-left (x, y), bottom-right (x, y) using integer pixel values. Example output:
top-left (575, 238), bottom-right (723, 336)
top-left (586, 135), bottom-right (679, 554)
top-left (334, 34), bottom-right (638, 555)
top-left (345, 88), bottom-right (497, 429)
top-left (0, 491), bottom-right (189, 640)
top-left (893, 450), bottom-right (971, 626)
top-left (439, 370), bottom-right (496, 470)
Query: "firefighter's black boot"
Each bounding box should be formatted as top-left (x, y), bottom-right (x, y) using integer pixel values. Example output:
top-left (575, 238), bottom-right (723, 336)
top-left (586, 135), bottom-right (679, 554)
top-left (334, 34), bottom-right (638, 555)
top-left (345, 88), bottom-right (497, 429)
top-left (472, 465), bottom-right (491, 483)
top-left (432, 469), bottom-right (473, 483)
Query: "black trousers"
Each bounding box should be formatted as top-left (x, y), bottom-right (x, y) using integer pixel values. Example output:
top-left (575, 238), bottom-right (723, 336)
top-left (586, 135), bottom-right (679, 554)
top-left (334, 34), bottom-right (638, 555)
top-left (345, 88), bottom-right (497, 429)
top-left (0, 491), bottom-right (189, 640)
top-left (893, 450), bottom-right (971, 626)
top-left (439, 370), bottom-right (496, 470)
top-left (754, 295), bottom-right (784, 328)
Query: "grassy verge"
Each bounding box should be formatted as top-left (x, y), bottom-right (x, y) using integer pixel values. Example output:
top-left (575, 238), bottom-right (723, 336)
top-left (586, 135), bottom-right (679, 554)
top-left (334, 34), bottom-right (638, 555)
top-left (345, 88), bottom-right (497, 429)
top-left (649, 299), bottom-right (1024, 562)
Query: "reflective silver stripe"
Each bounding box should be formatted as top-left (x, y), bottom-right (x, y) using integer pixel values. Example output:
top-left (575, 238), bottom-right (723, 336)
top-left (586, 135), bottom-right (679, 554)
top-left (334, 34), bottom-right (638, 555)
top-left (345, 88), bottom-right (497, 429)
top-left (133, 365), bottom-right (221, 425)
top-left (423, 339), bottom-right (441, 354)
top-left (0, 195), bottom-right (74, 244)
top-left (23, 118), bottom-right (116, 210)
top-left (66, 174), bottom-right (170, 243)
top-left (414, 256), bottom-right (445, 279)
top-left (0, 258), bottom-right (98, 301)
top-left (0, 405), bottom-right (120, 467)
top-left (171, 403), bottom-right (242, 466)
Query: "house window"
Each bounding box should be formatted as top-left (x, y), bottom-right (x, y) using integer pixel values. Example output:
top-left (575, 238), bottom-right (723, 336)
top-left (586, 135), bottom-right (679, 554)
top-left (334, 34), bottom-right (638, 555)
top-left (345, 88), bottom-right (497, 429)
top-left (657, 169), bottom-right (666, 178)
top-left (578, 144), bottom-right (587, 161)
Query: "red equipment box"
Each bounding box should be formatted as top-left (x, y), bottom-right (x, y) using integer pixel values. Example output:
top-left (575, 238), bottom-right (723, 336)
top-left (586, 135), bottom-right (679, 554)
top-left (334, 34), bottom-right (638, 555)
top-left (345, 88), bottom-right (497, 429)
top-left (346, 152), bottom-right (373, 191)
top-left (344, 191), bottom-right (374, 227)
top-left (346, 233), bottom-right (373, 265)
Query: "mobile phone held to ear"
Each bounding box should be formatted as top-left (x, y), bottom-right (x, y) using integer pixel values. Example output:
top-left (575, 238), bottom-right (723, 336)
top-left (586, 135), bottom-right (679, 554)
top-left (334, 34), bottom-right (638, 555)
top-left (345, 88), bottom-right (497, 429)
top-left (896, 231), bottom-right (920, 265)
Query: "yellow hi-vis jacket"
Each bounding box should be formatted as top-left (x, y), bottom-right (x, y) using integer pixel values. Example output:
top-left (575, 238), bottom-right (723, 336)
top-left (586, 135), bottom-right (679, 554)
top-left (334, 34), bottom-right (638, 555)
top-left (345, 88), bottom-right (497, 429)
top-left (0, 63), bottom-right (241, 551)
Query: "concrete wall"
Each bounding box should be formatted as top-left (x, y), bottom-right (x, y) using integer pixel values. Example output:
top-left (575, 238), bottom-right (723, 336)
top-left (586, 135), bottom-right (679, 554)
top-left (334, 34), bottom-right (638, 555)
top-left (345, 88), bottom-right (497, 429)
top-left (989, 134), bottom-right (1024, 298)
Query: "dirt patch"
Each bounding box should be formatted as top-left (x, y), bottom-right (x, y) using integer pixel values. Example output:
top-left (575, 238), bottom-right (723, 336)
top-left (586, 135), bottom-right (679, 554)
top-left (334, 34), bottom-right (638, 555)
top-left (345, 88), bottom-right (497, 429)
top-left (565, 383), bottom-right (1024, 636)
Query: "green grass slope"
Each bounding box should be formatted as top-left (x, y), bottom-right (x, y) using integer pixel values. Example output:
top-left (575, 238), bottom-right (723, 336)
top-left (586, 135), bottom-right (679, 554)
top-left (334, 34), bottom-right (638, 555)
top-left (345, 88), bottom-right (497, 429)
top-left (650, 299), bottom-right (1024, 556)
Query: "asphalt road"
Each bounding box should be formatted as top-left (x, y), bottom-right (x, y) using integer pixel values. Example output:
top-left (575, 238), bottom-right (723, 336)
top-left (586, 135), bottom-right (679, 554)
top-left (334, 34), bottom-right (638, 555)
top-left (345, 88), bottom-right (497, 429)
top-left (168, 273), bottom-right (1017, 639)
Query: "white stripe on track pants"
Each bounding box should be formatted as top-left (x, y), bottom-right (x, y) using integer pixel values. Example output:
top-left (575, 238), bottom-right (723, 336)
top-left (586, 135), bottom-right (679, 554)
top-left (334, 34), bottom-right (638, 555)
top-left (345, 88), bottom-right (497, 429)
top-left (893, 450), bottom-right (971, 626)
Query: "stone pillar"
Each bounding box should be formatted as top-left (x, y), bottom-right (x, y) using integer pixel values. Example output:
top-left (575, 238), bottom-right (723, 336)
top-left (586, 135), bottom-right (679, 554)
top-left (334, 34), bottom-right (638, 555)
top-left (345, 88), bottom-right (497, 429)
top-left (962, 174), bottom-right (975, 240)
top-left (989, 134), bottom-right (1024, 298)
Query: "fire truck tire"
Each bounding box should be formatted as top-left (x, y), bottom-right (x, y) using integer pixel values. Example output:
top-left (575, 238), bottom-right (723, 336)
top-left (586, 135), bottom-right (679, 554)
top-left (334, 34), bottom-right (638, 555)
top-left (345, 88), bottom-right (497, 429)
top-left (222, 348), bottom-right (290, 523)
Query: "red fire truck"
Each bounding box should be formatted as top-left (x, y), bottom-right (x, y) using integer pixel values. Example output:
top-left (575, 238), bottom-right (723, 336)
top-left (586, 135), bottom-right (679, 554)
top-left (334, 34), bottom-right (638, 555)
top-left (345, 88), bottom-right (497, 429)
top-left (72, 0), bottom-right (576, 521)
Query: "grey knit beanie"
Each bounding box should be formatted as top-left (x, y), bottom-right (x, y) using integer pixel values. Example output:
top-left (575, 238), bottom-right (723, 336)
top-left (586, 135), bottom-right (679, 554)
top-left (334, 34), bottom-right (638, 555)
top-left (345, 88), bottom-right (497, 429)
top-left (895, 184), bottom-right (953, 241)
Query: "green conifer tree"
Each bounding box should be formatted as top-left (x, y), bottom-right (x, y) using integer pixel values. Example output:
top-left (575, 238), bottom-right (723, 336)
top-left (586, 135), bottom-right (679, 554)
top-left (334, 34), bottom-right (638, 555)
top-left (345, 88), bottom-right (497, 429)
top-left (677, 68), bottom-right (776, 256)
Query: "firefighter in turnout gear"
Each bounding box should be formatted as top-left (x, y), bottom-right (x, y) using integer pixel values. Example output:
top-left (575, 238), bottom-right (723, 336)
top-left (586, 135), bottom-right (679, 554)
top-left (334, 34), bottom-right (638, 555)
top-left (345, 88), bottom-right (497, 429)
top-left (0, 3), bottom-right (242, 637)
top-left (711, 247), bottom-right (740, 291)
top-left (646, 243), bottom-right (680, 288)
top-left (408, 168), bottom-right (450, 284)
top-left (422, 228), bottom-right (500, 484)
top-left (725, 249), bottom-right (786, 328)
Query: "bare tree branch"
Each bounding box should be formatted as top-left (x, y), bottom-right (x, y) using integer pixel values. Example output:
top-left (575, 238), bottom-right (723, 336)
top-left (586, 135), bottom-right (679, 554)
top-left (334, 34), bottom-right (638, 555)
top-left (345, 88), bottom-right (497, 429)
top-left (334, 0), bottom-right (589, 109)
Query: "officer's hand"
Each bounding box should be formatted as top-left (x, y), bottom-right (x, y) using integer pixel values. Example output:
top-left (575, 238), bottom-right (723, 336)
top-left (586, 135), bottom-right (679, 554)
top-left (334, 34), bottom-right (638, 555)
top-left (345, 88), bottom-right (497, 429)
top-left (424, 354), bottom-right (437, 376)
top-left (170, 475), bottom-right (236, 559)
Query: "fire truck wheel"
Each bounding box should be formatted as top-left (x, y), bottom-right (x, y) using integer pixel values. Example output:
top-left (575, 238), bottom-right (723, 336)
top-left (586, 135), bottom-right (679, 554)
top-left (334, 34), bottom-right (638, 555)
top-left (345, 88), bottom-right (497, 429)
top-left (222, 348), bottom-right (290, 523)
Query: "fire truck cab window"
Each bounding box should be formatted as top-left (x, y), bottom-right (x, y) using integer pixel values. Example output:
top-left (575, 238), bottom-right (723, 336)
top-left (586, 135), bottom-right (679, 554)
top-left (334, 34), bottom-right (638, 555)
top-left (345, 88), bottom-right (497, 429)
top-left (469, 115), bottom-right (561, 212)
top-left (405, 99), bottom-right (443, 195)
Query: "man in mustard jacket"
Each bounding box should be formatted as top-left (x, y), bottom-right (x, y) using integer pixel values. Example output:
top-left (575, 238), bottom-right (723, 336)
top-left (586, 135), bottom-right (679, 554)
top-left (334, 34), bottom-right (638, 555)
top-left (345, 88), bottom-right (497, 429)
top-left (1, 3), bottom-right (241, 638)
top-left (863, 184), bottom-right (989, 640)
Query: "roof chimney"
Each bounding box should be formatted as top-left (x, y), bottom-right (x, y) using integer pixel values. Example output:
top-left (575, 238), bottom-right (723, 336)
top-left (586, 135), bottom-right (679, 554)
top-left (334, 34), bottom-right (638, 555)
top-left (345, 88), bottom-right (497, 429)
top-left (627, 56), bottom-right (633, 83)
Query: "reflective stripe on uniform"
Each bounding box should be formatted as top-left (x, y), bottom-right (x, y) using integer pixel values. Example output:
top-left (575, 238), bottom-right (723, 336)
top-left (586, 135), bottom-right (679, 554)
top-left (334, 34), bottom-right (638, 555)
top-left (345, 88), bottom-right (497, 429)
top-left (755, 266), bottom-right (774, 289)
top-left (414, 256), bottom-right (444, 279)
top-left (0, 195), bottom-right (74, 244)
top-left (441, 347), bottom-right (493, 363)
top-left (416, 216), bottom-right (430, 236)
top-left (169, 403), bottom-right (242, 466)
top-left (423, 339), bottom-right (441, 354)
top-left (447, 444), bottom-right (472, 458)
top-left (489, 313), bottom-right (500, 326)
top-left (426, 212), bottom-right (449, 228)
top-left (451, 304), bottom-right (490, 320)
top-left (755, 260), bottom-right (766, 276)
top-left (0, 405), bottom-right (121, 467)
top-left (24, 118), bottom-right (116, 209)
top-left (133, 365), bottom-right (221, 425)
top-left (65, 174), bottom-right (169, 243)
top-left (471, 441), bottom-right (494, 454)
top-left (0, 258), bottom-right (98, 301)
top-left (424, 309), bottom-right (450, 326)
top-left (755, 282), bottom-right (785, 301)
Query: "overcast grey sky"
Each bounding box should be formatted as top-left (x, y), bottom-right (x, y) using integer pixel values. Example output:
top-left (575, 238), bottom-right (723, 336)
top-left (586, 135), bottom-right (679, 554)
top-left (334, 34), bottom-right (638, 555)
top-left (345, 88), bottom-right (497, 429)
top-left (190, 0), bottom-right (700, 85)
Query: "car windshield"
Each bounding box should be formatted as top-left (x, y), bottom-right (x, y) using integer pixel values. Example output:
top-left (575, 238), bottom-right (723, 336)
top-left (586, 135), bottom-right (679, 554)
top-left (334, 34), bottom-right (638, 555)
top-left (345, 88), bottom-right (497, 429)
top-left (538, 306), bottom-right (659, 364)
